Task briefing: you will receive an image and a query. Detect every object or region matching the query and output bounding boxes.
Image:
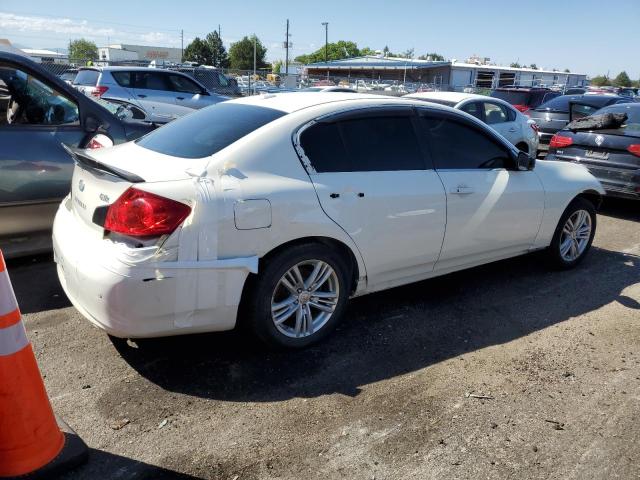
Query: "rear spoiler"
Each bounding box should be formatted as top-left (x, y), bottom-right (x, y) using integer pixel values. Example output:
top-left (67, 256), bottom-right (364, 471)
top-left (62, 144), bottom-right (145, 183)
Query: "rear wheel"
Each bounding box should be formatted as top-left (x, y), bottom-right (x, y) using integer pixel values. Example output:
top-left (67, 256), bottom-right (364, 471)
top-left (546, 197), bottom-right (596, 269)
top-left (245, 244), bottom-right (351, 349)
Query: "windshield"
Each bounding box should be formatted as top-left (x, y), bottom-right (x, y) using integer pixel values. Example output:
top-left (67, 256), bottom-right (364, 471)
top-left (136, 102), bottom-right (286, 158)
top-left (73, 69), bottom-right (99, 86)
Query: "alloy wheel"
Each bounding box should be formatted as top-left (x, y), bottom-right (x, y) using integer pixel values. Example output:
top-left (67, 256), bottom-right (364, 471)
top-left (559, 209), bottom-right (592, 262)
top-left (270, 260), bottom-right (340, 338)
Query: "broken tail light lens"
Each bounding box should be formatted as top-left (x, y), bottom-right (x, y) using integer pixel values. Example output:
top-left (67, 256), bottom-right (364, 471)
top-left (104, 188), bottom-right (191, 237)
top-left (86, 133), bottom-right (114, 149)
top-left (549, 134), bottom-right (573, 148)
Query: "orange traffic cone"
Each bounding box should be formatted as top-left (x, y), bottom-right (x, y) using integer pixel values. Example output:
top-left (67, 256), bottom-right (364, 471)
top-left (0, 251), bottom-right (88, 478)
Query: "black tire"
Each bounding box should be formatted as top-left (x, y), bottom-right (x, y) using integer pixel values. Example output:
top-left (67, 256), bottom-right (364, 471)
top-left (244, 243), bottom-right (351, 349)
top-left (546, 197), bottom-right (596, 269)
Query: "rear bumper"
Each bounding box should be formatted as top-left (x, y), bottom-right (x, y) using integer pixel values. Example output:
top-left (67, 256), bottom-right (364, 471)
top-left (53, 197), bottom-right (256, 338)
top-left (546, 154), bottom-right (640, 199)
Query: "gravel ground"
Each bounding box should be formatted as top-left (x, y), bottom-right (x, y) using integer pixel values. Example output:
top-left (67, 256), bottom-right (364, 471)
top-left (7, 198), bottom-right (640, 480)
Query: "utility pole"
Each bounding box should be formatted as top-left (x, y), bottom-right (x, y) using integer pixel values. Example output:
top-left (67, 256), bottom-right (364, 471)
top-left (180, 29), bottom-right (184, 63)
top-left (321, 22), bottom-right (328, 80)
top-left (285, 19), bottom-right (290, 76)
top-left (253, 35), bottom-right (257, 95)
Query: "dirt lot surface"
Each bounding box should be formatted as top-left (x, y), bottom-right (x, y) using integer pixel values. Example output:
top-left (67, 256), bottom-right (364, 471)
top-left (7, 198), bottom-right (640, 480)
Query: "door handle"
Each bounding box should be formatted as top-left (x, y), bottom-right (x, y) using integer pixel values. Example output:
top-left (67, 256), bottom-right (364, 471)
top-left (176, 96), bottom-right (185, 100)
top-left (450, 185), bottom-right (474, 195)
top-left (508, 127), bottom-right (517, 132)
top-left (137, 94), bottom-right (147, 98)
top-left (329, 193), bottom-right (340, 198)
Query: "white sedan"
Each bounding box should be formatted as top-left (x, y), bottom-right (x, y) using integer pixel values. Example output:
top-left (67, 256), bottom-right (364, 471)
top-left (53, 93), bottom-right (604, 348)
top-left (404, 91), bottom-right (539, 158)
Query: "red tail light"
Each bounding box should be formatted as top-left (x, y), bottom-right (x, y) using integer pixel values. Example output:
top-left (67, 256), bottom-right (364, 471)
top-left (627, 144), bottom-right (640, 157)
top-left (549, 134), bottom-right (573, 148)
top-left (104, 188), bottom-right (191, 237)
top-left (91, 86), bottom-right (109, 98)
top-left (513, 104), bottom-right (530, 113)
top-left (86, 134), bottom-right (114, 149)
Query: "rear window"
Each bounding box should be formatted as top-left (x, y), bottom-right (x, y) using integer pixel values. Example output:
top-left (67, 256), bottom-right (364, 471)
top-left (594, 104), bottom-right (640, 126)
top-left (73, 69), bottom-right (99, 86)
top-left (413, 98), bottom-right (457, 107)
top-left (490, 90), bottom-right (529, 105)
top-left (136, 103), bottom-right (285, 159)
top-left (536, 95), bottom-right (574, 112)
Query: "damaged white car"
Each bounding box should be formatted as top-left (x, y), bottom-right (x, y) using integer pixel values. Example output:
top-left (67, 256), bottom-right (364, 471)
top-left (53, 93), bottom-right (604, 348)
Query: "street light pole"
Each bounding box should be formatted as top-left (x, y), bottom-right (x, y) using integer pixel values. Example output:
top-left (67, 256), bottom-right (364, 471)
top-left (321, 22), bottom-right (328, 80)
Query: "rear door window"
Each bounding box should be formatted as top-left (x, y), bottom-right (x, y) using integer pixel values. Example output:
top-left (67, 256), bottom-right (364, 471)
top-left (483, 102), bottom-right (509, 124)
top-left (132, 72), bottom-right (171, 91)
top-left (460, 102), bottom-right (483, 120)
top-left (73, 69), bottom-right (99, 86)
top-left (111, 71), bottom-right (132, 87)
top-left (419, 114), bottom-right (511, 169)
top-left (300, 112), bottom-right (426, 172)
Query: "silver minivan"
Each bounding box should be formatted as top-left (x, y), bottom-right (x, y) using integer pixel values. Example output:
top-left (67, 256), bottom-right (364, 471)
top-left (73, 67), bottom-right (229, 123)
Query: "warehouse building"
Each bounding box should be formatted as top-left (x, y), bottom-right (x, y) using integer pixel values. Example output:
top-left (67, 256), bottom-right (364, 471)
top-left (98, 44), bottom-right (182, 64)
top-left (304, 56), bottom-right (587, 89)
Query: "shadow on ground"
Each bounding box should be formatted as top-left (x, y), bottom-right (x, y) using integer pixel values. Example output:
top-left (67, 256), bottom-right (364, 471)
top-left (112, 245), bottom-right (639, 402)
top-left (599, 197), bottom-right (639, 222)
top-left (6, 253), bottom-right (70, 314)
top-left (61, 449), bottom-right (203, 480)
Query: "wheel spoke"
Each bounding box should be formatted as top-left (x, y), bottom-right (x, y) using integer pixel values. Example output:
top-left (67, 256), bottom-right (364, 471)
top-left (294, 307), bottom-right (303, 336)
top-left (569, 239), bottom-right (578, 259)
top-left (303, 261), bottom-right (324, 290)
top-left (303, 304), bottom-right (314, 335)
top-left (311, 268), bottom-right (333, 292)
top-left (560, 237), bottom-right (573, 256)
top-left (311, 291), bottom-right (338, 300)
top-left (291, 265), bottom-right (305, 287)
top-left (309, 301), bottom-right (334, 313)
top-left (281, 272), bottom-right (298, 294)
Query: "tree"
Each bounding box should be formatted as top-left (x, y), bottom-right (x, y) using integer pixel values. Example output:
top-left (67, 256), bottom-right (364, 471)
top-left (510, 62), bottom-right (521, 68)
top-left (564, 68), bottom-right (571, 73)
top-left (272, 60), bottom-right (282, 74)
top-left (590, 75), bottom-right (611, 87)
top-left (229, 35), bottom-right (268, 70)
top-left (419, 52), bottom-right (445, 61)
top-left (183, 37), bottom-right (212, 64)
top-left (613, 71), bottom-right (632, 87)
top-left (68, 38), bottom-right (97, 62)
top-left (205, 31), bottom-right (228, 68)
top-left (294, 40), bottom-right (360, 64)
top-left (529, 63), bottom-right (538, 70)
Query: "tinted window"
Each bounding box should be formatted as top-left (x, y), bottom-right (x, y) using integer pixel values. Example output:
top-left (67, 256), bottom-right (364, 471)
top-left (414, 98), bottom-right (457, 108)
top-left (420, 115), bottom-right (510, 169)
top-left (300, 114), bottom-right (425, 172)
top-left (132, 72), bottom-right (170, 91)
top-left (490, 90), bottom-right (529, 105)
top-left (168, 74), bottom-right (202, 94)
top-left (460, 102), bottom-right (482, 120)
top-left (136, 103), bottom-right (285, 159)
top-left (536, 95), bottom-right (576, 112)
top-left (300, 123), bottom-right (348, 172)
top-left (111, 71), bottom-right (132, 87)
top-left (73, 69), bottom-right (99, 86)
top-left (0, 64), bottom-right (79, 126)
top-left (484, 102), bottom-right (509, 124)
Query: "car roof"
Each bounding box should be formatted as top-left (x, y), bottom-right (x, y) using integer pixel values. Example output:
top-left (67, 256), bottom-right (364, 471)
top-left (226, 91), bottom-right (457, 114)
top-left (555, 94), bottom-right (627, 105)
top-left (78, 66), bottom-right (185, 73)
top-left (405, 91), bottom-right (486, 103)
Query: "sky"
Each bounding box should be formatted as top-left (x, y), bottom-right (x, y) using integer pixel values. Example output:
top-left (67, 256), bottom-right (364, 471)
top-left (1, 0), bottom-right (637, 78)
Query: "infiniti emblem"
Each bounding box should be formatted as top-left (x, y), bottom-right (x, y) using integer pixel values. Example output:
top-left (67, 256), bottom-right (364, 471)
top-left (78, 179), bottom-right (85, 192)
top-left (595, 135), bottom-right (605, 146)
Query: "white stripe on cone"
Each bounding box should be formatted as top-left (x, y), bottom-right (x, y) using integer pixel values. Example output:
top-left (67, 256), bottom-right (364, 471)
top-left (0, 320), bottom-right (29, 357)
top-left (0, 269), bottom-right (19, 317)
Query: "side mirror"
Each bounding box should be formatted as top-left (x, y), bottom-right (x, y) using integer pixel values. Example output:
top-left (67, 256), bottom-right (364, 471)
top-left (516, 150), bottom-right (535, 171)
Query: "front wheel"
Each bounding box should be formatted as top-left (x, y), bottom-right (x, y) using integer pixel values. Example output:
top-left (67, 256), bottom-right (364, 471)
top-left (546, 197), bottom-right (596, 269)
top-left (245, 244), bottom-right (351, 349)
